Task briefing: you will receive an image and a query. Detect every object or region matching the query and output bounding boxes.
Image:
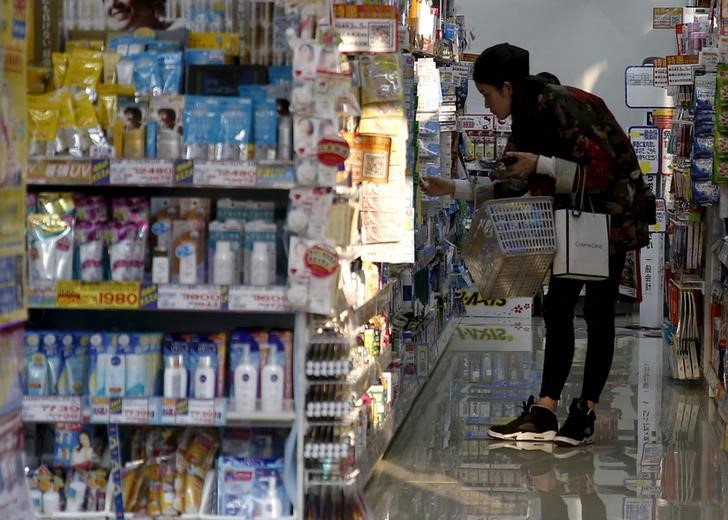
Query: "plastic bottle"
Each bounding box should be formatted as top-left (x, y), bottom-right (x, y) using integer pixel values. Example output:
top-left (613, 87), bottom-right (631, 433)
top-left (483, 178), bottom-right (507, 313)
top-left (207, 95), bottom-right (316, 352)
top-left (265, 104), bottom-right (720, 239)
top-left (42, 488), bottom-right (61, 514)
top-left (234, 344), bottom-right (258, 413)
top-left (152, 248), bottom-right (170, 284)
top-left (29, 487), bottom-right (42, 514)
top-left (261, 344), bottom-right (284, 413)
top-left (194, 355), bottom-right (216, 399)
top-left (66, 478), bottom-right (88, 512)
top-left (277, 99), bottom-right (293, 160)
top-left (256, 476), bottom-right (282, 519)
top-left (250, 241), bottom-right (271, 287)
top-left (106, 344), bottom-right (126, 398)
top-left (213, 241), bottom-right (235, 285)
top-left (164, 354), bottom-right (187, 398)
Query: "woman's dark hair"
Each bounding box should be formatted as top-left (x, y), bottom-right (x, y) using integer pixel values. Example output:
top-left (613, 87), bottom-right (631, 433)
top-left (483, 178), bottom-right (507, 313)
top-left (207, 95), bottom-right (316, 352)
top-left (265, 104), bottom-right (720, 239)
top-left (536, 72), bottom-right (560, 85)
top-left (473, 43), bottom-right (530, 88)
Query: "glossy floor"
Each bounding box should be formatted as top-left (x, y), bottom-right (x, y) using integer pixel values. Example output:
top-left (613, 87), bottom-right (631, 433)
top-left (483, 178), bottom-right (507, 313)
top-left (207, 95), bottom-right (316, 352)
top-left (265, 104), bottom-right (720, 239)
top-left (365, 317), bottom-right (728, 519)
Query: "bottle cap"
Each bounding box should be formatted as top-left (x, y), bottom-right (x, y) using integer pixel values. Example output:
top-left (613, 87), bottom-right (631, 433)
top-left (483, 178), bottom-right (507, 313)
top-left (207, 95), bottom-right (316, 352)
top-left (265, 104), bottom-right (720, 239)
top-left (197, 355), bottom-right (213, 368)
top-left (253, 241), bottom-right (268, 256)
top-left (166, 354), bottom-right (184, 369)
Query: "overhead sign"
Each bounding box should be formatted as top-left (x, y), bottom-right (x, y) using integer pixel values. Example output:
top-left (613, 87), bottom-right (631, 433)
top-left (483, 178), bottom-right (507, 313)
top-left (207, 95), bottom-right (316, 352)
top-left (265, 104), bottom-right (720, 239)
top-left (653, 7), bottom-right (683, 29)
top-left (625, 66), bottom-right (675, 108)
top-left (628, 126), bottom-right (660, 175)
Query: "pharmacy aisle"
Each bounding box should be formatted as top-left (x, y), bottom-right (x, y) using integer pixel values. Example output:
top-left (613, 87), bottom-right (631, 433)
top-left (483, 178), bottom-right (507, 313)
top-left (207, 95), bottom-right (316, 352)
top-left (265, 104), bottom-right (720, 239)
top-left (365, 317), bottom-right (728, 520)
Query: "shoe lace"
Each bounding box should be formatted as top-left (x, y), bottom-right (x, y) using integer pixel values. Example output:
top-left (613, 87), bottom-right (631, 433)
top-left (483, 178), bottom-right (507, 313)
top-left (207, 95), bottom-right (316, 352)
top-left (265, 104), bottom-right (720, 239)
top-left (519, 395), bottom-right (536, 417)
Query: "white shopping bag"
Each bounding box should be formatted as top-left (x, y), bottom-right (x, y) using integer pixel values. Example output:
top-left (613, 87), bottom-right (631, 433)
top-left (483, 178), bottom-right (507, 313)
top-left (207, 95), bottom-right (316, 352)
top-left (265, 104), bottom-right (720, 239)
top-left (553, 208), bottom-right (610, 280)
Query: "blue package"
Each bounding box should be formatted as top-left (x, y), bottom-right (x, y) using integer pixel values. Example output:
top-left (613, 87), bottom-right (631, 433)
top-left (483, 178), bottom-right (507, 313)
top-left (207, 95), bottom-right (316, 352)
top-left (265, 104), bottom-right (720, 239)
top-left (183, 96), bottom-right (219, 158)
top-left (133, 53), bottom-right (163, 96)
top-left (158, 52), bottom-right (183, 94)
top-left (693, 180), bottom-right (718, 205)
top-left (109, 36), bottom-right (154, 56)
top-left (268, 66), bottom-right (292, 85)
top-left (25, 331), bottom-right (64, 396)
top-left (146, 120), bottom-right (158, 158)
top-left (217, 456), bottom-right (287, 519)
top-left (693, 135), bottom-right (715, 158)
top-left (54, 424), bottom-right (95, 468)
top-left (254, 98), bottom-right (278, 160)
top-left (692, 157), bottom-right (713, 180)
top-left (147, 40), bottom-right (179, 52)
top-left (185, 49), bottom-right (226, 65)
top-left (218, 97), bottom-right (253, 160)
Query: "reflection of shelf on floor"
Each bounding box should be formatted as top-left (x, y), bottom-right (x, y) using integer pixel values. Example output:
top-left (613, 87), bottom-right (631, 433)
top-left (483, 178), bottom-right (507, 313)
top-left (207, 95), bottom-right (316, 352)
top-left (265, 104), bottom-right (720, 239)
top-left (355, 319), bottom-right (457, 489)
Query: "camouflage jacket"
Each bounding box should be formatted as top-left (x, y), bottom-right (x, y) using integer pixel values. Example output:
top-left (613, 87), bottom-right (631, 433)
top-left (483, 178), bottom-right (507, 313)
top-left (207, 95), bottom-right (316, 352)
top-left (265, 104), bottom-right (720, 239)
top-left (508, 80), bottom-right (652, 252)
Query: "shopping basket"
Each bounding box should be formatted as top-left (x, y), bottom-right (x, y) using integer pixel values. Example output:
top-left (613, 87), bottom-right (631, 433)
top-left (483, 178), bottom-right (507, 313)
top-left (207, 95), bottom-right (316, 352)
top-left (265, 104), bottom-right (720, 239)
top-left (462, 197), bottom-right (556, 299)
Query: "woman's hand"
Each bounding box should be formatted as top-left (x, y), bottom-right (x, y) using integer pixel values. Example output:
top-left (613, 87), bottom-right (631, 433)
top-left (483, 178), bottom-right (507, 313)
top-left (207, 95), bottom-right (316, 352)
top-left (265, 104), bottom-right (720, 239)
top-left (420, 176), bottom-right (455, 197)
top-left (504, 152), bottom-right (539, 180)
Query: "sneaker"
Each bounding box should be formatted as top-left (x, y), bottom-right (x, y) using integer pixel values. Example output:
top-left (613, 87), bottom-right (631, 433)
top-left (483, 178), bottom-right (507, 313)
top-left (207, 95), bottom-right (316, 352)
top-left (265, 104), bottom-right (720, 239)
top-left (554, 399), bottom-right (596, 447)
top-left (488, 396), bottom-right (558, 442)
top-left (490, 440), bottom-right (555, 454)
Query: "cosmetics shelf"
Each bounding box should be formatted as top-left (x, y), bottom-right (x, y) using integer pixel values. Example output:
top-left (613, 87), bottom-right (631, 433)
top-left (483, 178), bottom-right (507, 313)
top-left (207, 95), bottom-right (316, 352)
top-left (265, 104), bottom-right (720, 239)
top-left (22, 396), bottom-right (296, 427)
top-left (28, 282), bottom-right (290, 313)
top-left (27, 158), bottom-right (296, 190)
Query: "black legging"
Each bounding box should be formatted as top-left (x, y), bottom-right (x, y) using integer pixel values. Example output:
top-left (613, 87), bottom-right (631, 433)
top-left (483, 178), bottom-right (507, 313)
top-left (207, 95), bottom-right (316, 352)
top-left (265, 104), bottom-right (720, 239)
top-left (539, 253), bottom-right (627, 403)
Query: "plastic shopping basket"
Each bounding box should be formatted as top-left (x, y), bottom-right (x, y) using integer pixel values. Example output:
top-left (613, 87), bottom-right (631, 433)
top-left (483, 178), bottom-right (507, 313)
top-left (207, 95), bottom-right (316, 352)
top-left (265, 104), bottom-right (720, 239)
top-left (462, 197), bottom-right (556, 299)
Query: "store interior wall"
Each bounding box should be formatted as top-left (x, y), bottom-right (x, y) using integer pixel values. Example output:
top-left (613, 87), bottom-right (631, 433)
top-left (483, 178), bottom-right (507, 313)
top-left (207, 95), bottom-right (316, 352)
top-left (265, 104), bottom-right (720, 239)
top-left (460, 0), bottom-right (678, 129)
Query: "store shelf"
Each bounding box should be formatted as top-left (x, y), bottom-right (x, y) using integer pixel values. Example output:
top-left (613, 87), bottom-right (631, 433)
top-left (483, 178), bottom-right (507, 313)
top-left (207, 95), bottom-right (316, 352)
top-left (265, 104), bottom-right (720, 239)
top-left (28, 282), bottom-right (290, 313)
top-left (27, 158), bottom-right (296, 189)
top-left (346, 280), bottom-right (397, 329)
top-left (23, 396), bottom-right (295, 427)
top-left (348, 348), bottom-right (393, 398)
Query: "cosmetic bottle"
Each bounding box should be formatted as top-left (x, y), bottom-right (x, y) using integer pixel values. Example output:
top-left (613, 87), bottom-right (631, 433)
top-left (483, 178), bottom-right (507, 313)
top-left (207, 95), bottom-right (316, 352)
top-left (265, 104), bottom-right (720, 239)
top-left (42, 487), bottom-right (60, 514)
top-left (261, 344), bottom-right (284, 413)
top-left (106, 338), bottom-right (126, 398)
top-left (213, 241), bottom-right (235, 285)
top-left (256, 477), bottom-right (282, 519)
top-left (250, 241), bottom-right (271, 287)
top-left (233, 343), bottom-right (258, 413)
top-left (194, 355), bottom-right (216, 399)
top-left (164, 354), bottom-right (187, 398)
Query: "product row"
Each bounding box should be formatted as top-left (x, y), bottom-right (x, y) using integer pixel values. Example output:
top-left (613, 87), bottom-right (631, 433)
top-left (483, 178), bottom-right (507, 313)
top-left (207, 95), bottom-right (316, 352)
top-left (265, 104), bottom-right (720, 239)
top-left (24, 329), bottom-right (292, 413)
top-left (27, 194), bottom-right (282, 285)
top-left (26, 425), bottom-right (290, 518)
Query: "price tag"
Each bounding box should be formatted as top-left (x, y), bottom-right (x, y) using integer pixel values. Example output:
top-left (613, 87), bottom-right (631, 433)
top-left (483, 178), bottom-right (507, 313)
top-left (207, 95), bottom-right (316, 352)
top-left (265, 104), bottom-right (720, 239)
top-left (109, 159), bottom-right (176, 185)
top-left (256, 162), bottom-right (296, 187)
top-left (157, 285), bottom-right (224, 311)
top-left (192, 161), bottom-right (257, 187)
top-left (115, 398), bottom-right (150, 424)
top-left (27, 160), bottom-right (92, 185)
top-left (227, 286), bottom-right (290, 312)
top-left (56, 281), bottom-right (141, 309)
top-left (174, 399), bottom-right (226, 426)
top-left (22, 397), bottom-right (83, 423)
top-left (90, 397), bottom-right (110, 423)
top-left (147, 397), bottom-right (161, 424)
top-left (159, 398), bottom-right (177, 425)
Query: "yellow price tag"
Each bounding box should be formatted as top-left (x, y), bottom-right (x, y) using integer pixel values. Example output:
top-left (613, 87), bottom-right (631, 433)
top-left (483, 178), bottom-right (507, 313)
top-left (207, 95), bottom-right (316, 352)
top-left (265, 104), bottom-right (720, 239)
top-left (56, 281), bottom-right (141, 309)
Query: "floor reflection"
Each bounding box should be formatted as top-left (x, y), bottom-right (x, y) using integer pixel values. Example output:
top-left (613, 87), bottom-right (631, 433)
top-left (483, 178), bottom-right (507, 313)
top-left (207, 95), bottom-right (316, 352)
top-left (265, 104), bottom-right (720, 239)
top-left (365, 318), bottom-right (728, 519)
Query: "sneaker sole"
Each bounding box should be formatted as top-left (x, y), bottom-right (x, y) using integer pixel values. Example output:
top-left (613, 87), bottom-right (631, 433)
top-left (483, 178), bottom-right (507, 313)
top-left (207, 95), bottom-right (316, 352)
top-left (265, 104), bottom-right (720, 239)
top-left (488, 430), bottom-right (557, 442)
top-left (554, 435), bottom-right (594, 447)
top-left (490, 441), bottom-right (555, 453)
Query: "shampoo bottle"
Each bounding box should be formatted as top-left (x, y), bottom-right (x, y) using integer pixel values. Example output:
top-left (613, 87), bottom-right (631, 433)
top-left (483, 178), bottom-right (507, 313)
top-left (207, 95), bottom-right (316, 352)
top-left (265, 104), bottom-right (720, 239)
top-left (194, 355), bottom-right (216, 399)
top-left (42, 487), bottom-right (61, 514)
top-left (261, 344), bottom-right (284, 413)
top-left (233, 343), bottom-right (258, 413)
top-left (256, 476), bottom-right (282, 519)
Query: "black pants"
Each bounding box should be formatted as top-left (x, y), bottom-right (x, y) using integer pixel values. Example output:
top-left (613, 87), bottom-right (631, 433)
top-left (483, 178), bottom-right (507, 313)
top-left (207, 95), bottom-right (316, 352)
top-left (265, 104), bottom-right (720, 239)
top-left (539, 253), bottom-right (627, 403)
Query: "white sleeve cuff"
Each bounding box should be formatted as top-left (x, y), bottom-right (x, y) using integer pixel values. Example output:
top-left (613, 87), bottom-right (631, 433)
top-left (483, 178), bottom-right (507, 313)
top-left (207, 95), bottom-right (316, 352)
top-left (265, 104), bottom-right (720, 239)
top-left (536, 155), bottom-right (556, 177)
top-left (554, 158), bottom-right (578, 194)
top-left (453, 179), bottom-right (475, 201)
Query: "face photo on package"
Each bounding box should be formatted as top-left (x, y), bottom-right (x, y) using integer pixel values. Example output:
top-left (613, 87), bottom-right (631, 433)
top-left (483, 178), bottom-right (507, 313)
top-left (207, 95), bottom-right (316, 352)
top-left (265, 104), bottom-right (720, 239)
top-left (102, 0), bottom-right (174, 31)
top-left (295, 117), bottom-right (316, 155)
top-left (319, 119), bottom-right (337, 139)
top-left (158, 108), bottom-right (177, 130)
top-left (318, 48), bottom-right (339, 73)
top-left (294, 43), bottom-right (320, 79)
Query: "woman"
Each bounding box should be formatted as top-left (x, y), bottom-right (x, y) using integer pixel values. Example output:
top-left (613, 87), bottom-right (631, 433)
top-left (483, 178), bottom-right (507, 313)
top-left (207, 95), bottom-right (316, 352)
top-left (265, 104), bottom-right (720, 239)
top-left (423, 43), bottom-right (652, 446)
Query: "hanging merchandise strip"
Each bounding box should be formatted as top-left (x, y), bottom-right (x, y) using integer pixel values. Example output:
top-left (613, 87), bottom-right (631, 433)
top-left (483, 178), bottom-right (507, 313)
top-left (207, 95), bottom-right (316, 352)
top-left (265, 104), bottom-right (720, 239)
top-left (108, 423), bottom-right (125, 520)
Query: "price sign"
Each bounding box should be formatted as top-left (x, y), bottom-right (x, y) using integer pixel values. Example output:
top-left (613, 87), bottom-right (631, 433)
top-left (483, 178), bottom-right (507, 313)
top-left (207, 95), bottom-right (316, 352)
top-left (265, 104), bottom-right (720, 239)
top-left (666, 55), bottom-right (699, 86)
top-left (227, 286), bottom-right (290, 312)
top-left (159, 398), bottom-right (177, 425)
top-left (27, 160), bottom-right (92, 184)
top-left (333, 4), bottom-right (398, 53)
top-left (109, 159), bottom-right (176, 185)
top-left (653, 7), bottom-right (682, 29)
top-left (22, 397), bottom-right (83, 422)
top-left (174, 399), bottom-right (226, 425)
top-left (157, 285), bottom-right (224, 311)
top-left (56, 281), bottom-right (141, 309)
top-left (192, 160), bottom-right (257, 187)
top-left (90, 397), bottom-right (110, 423)
top-left (114, 398), bottom-right (150, 424)
top-left (256, 162), bottom-right (296, 187)
top-left (628, 126), bottom-right (660, 175)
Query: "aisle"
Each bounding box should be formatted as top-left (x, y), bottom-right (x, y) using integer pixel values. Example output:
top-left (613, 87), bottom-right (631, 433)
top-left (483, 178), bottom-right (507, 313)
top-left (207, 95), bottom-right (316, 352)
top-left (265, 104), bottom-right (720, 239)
top-left (365, 317), bottom-right (728, 519)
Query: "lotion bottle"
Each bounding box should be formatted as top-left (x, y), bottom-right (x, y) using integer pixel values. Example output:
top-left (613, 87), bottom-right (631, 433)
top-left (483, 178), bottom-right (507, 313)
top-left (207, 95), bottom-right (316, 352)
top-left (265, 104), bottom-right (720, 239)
top-left (213, 241), bottom-right (235, 285)
top-left (250, 241), bottom-right (271, 286)
top-left (194, 355), bottom-right (216, 399)
top-left (256, 476), bottom-right (282, 519)
top-left (233, 343), bottom-right (258, 413)
top-left (261, 344), bottom-right (284, 413)
top-left (66, 478), bottom-right (88, 512)
top-left (42, 487), bottom-right (61, 514)
top-left (106, 337), bottom-right (126, 398)
top-left (164, 354), bottom-right (186, 398)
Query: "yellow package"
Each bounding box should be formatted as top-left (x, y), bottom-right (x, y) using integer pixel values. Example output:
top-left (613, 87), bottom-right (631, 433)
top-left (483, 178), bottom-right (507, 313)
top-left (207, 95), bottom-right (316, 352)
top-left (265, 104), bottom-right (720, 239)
top-left (184, 430), bottom-right (219, 473)
top-left (102, 52), bottom-right (122, 84)
top-left (159, 456), bottom-right (178, 515)
top-left (27, 66), bottom-right (51, 94)
top-left (122, 462), bottom-right (145, 512)
top-left (183, 472), bottom-right (204, 514)
top-left (145, 462), bottom-right (163, 517)
top-left (27, 95), bottom-right (61, 157)
top-left (64, 50), bottom-right (104, 92)
top-left (188, 32), bottom-right (240, 57)
top-left (66, 39), bottom-right (105, 52)
top-left (37, 192), bottom-right (74, 216)
top-left (52, 53), bottom-right (68, 90)
top-left (72, 93), bottom-right (100, 129)
top-left (40, 89), bottom-right (81, 156)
